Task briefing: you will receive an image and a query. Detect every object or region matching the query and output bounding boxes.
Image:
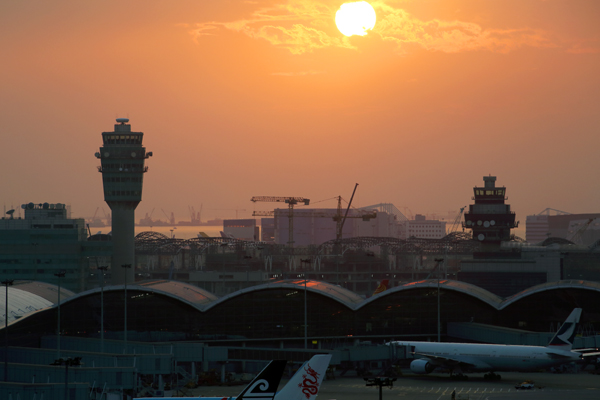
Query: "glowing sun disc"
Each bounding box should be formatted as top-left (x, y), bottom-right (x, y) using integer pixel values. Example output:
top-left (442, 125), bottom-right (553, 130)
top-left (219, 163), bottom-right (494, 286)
top-left (335, 1), bottom-right (376, 37)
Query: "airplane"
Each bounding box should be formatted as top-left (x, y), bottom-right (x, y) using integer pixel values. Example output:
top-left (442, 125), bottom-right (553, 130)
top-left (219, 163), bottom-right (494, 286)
top-left (389, 308), bottom-right (596, 379)
top-left (138, 353), bottom-right (332, 400)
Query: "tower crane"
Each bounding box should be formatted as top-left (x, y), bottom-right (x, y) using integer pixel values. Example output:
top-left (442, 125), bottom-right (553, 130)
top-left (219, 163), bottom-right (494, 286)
top-left (252, 185), bottom-right (376, 245)
top-left (251, 196), bottom-right (310, 248)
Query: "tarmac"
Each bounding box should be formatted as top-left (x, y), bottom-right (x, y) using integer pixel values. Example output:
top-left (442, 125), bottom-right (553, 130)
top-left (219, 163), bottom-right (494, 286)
top-left (183, 369), bottom-right (600, 399)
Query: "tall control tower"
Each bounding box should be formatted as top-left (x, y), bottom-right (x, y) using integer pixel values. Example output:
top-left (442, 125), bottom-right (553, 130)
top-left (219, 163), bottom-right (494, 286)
top-left (96, 119), bottom-right (152, 284)
top-left (463, 176), bottom-right (518, 252)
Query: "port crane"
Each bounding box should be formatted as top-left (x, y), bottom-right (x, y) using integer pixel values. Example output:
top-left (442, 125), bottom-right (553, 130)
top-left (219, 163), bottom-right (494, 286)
top-left (251, 196), bottom-right (310, 248)
top-left (161, 209), bottom-right (175, 225)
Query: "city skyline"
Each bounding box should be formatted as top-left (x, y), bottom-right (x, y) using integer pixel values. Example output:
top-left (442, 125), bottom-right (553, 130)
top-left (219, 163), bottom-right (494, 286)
top-left (1, 1), bottom-right (599, 223)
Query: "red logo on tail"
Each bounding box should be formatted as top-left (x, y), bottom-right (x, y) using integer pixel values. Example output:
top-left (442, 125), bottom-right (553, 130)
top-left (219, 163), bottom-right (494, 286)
top-left (298, 363), bottom-right (321, 399)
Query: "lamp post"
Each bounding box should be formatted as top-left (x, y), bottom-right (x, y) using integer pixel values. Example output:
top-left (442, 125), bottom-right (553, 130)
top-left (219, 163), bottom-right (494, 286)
top-left (51, 357), bottom-right (82, 400)
top-left (54, 270), bottom-right (66, 359)
top-left (2, 279), bottom-right (14, 382)
top-left (300, 258), bottom-right (310, 349)
top-left (97, 266), bottom-right (109, 353)
top-left (121, 264), bottom-right (132, 353)
top-left (434, 258), bottom-right (444, 343)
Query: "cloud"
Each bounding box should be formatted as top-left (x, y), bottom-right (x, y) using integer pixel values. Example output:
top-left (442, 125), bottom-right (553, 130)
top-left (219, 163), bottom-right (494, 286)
top-left (187, 0), bottom-right (555, 55)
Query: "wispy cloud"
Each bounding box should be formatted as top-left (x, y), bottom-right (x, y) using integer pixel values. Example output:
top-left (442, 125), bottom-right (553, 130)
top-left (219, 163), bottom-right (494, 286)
top-left (187, 0), bottom-right (555, 55)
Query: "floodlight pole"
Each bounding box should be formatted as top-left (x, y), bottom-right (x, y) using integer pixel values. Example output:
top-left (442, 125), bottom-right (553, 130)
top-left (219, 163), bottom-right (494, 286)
top-left (98, 266), bottom-right (109, 353)
top-left (304, 275), bottom-right (308, 349)
top-left (300, 259), bottom-right (310, 349)
top-left (2, 279), bottom-right (14, 382)
top-left (434, 258), bottom-right (444, 343)
top-left (122, 264), bottom-right (132, 353)
top-left (54, 271), bottom-right (66, 359)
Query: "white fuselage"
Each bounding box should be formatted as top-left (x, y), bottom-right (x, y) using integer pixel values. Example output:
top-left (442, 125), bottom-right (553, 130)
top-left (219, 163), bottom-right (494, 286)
top-left (394, 341), bottom-right (580, 372)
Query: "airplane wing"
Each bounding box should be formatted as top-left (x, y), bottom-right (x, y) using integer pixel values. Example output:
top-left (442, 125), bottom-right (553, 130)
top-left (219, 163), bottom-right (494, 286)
top-left (413, 352), bottom-right (488, 371)
top-left (546, 351), bottom-right (581, 359)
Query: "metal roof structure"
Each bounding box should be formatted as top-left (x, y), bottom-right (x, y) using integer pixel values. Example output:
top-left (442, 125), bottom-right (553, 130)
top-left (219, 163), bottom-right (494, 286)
top-left (62, 279), bottom-right (219, 312)
top-left (500, 280), bottom-right (600, 310)
top-left (209, 279), bottom-right (365, 311)
top-left (0, 281), bottom-right (75, 326)
top-left (360, 279), bottom-right (504, 310)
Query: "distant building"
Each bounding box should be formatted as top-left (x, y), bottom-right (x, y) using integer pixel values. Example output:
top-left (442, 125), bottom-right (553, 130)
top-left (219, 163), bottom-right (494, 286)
top-left (407, 214), bottom-right (446, 239)
top-left (223, 219), bottom-right (259, 241)
top-left (525, 214), bottom-right (550, 244)
top-left (272, 207), bottom-right (392, 246)
top-left (0, 202), bottom-right (88, 292)
top-left (260, 218), bottom-right (275, 242)
top-left (526, 212), bottom-right (600, 245)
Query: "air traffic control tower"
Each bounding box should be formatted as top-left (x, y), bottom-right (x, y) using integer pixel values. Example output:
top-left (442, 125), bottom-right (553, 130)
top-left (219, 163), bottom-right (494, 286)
top-left (96, 119), bottom-right (152, 284)
top-left (463, 176), bottom-right (518, 252)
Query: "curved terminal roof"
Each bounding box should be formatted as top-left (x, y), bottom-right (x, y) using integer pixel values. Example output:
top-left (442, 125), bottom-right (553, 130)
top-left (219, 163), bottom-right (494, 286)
top-left (500, 280), bottom-right (600, 310)
top-left (361, 279), bottom-right (504, 310)
top-left (0, 281), bottom-right (75, 326)
top-left (63, 279), bottom-right (219, 312)
top-left (209, 279), bottom-right (365, 311)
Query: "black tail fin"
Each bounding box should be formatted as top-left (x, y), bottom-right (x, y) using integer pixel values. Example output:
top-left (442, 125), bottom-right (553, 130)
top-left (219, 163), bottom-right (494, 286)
top-left (237, 359), bottom-right (287, 400)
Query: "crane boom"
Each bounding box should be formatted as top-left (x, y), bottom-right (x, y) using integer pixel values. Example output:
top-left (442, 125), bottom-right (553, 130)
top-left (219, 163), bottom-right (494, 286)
top-left (250, 196), bottom-right (310, 248)
top-left (251, 196), bottom-right (310, 205)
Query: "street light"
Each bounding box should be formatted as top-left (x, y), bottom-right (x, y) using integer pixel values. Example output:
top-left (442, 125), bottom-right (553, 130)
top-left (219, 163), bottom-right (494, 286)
top-left (121, 264), bottom-right (132, 353)
top-left (2, 279), bottom-right (14, 382)
top-left (300, 258), bottom-right (310, 350)
top-left (97, 266), bottom-right (109, 353)
top-left (365, 377), bottom-right (396, 400)
top-left (54, 270), bottom-right (66, 359)
top-left (434, 258), bottom-right (444, 343)
top-left (51, 357), bottom-right (82, 400)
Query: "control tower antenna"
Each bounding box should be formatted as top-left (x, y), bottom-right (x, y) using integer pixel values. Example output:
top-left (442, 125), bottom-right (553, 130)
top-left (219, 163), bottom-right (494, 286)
top-left (95, 118), bottom-right (152, 284)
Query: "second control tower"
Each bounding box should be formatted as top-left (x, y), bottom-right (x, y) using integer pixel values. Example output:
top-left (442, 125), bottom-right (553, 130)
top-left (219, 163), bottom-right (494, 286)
top-left (463, 176), bottom-right (518, 252)
top-left (96, 119), bottom-right (152, 284)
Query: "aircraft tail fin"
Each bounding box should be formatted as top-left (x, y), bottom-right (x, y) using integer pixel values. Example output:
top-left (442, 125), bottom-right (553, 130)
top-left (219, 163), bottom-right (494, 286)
top-left (274, 354), bottom-right (332, 400)
top-left (237, 359), bottom-right (287, 400)
top-left (373, 279), bottom-right (389, 296)
top-left (547, 308), bottom-right (582, 351)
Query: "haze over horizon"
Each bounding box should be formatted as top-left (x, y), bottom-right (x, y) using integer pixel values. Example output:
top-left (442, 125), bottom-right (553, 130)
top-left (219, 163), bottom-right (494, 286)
top-left (1, 1), bottom-right (598, 223)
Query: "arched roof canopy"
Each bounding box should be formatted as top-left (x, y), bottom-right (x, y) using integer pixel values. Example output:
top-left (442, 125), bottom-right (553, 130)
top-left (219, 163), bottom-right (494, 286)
top-left (359, 279), bottom-right (503, 310)
top-left (61, 279), bottom-right (219, 312)
top-left (500, 280), bottom-right (600, 310)
top-left (208, 279), bottom-right (364, 311)
top-left (0, 281), bottom-right (75, 326)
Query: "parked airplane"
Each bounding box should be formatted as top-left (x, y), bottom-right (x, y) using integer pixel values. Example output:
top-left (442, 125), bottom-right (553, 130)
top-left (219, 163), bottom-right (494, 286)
top-left (139, 354), bottom-right (332, 400)
top-left (389, 308), bottom-right (594, 378)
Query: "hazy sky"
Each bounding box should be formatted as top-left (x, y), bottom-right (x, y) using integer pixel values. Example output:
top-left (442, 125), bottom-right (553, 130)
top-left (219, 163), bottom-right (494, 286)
top-left (1, 0), bottom-right (599, 224)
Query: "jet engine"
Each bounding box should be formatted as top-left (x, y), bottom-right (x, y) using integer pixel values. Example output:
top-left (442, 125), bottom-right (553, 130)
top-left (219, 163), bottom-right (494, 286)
top-left (410, 359), bottom-right (436, 374)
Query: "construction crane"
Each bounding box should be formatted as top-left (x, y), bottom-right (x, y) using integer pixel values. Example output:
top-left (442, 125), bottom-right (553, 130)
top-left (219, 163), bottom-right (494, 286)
top-left (567, 218), bottom-right (597, 244)
top-left (251, 196), bottom-right (310, 248)
top-left (252, 185), bottom-right (376, 244)
top-left (449, 206), bottom-right (466, 235)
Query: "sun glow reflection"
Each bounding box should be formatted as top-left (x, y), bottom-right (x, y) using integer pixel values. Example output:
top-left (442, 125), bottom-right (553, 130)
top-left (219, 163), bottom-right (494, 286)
top-left (335, 1), bottom-right (377, 37)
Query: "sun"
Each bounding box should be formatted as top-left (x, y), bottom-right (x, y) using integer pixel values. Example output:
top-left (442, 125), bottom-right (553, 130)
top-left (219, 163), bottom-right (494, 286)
top-left (335, 1), bottom-right (377, 37)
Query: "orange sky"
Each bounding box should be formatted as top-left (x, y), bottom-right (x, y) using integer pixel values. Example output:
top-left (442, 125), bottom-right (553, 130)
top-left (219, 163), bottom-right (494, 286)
top-left (1, 0), bottom-right (599, 224)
